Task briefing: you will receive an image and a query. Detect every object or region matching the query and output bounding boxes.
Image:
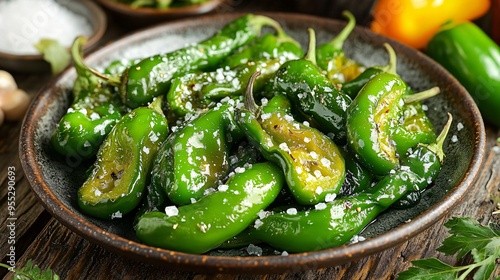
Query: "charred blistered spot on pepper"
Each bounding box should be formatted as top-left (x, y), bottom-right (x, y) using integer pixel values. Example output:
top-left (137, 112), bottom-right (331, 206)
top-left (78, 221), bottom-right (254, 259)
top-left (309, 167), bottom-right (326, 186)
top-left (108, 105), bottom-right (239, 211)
top-left (236, 72), bottom-right (346, 205)
top-left (77, 97), bottom-right (169, 220)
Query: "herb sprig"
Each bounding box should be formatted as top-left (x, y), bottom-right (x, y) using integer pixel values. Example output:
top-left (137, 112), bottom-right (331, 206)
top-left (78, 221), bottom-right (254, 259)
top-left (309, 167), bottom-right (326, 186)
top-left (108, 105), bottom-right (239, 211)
top-left (0, 260), bottom-right (59, 280)
top-left (397, 217), bottom-right (500, 280)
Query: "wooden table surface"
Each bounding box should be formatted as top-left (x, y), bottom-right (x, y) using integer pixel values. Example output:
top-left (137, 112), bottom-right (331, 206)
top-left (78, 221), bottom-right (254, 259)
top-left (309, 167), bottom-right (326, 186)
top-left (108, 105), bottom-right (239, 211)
top-left (1, 1), bottom-right (500, 279)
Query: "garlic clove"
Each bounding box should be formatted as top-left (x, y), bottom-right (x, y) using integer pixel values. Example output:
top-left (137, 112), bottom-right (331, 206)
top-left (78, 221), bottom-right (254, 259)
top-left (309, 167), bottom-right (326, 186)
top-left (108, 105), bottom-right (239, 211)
top-left (0, 89), bottom-right (30, 121)
top-left (0, 70), bottom-right (18, 91)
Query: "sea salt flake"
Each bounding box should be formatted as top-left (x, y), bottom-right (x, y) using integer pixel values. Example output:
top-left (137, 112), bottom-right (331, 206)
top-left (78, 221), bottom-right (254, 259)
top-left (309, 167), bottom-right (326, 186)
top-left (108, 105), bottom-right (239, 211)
top-left (315, 203), bottom-right (327, 210)
top-left (246, 244), bottom-right (263, 256)
top-left (286, 208), bottom-right (298, 215)
top-left (165, 206), bottom-right (179, 217)
top-left (111, 211), bottom-right (122, 219)
top-left (218, 184), bottom-right (229, 192)
top-left (325, 193), bottom-right (336, 202)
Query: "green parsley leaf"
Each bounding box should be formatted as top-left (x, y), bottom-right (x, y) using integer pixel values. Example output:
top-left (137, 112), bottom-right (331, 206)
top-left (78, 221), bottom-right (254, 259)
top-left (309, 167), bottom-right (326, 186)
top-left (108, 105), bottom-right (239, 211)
top-left (34, 38), bottom-right (71, 76)
top-left (0, 260), bottom-right (59, 280)
top-left (397, 258), bottom-right (458, 279)
top-left (437, 217), bottom-right (500, 259)
top-left (397, 217), bottom-right (500, 280)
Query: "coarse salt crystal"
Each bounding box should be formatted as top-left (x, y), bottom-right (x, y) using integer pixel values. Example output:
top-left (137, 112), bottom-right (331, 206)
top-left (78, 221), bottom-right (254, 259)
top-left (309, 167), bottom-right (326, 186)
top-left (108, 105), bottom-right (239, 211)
top-left (165, 206), bottom-right (179, 217)
top-left (286, 208), bottom-right (298, 215)
top-left (218, 184), bottom-right (229, 192)
top-left (325, 193), bottom-right (336, 202)
top-left (246, 244), bottom-right (263, 256)
top-left (315, 203), bottom-right (327, 210)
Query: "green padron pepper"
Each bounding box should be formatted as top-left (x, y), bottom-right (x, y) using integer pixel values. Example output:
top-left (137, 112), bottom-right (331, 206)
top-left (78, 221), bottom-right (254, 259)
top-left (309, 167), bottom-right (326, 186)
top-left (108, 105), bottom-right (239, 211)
top-left (266, 28), bottom-right (353, 143)
top-left (236, 72), bottom-right (346, 205)
top-left (151, 98), bottom-right (245, 206)
top-left (249, 114), bottom-right (452, 252)
top-left (166, 58), bottom-right (283, 119)
top-left (426, 20), bottom-right (500, 128)
top-left (316, 10), bottom-right (364, 84)
top-left (342, 44), bottom-right (437, 157)
top-left (340, 43), bottom-right (397, 99)
top-left (93, 14), bottom-right (284, 108)
top-left (51, 37), bottom-right (125, 163)
top-left (78, 97), bottom-right (169, 220)
top-left (346, 44), bottom-right (440, 176)
top-left (166, 26), bottom-right (304, 120)
top-left (220, 26), bottom-right (304, 69)
top-left (135, 162), bottom-right (284, 254)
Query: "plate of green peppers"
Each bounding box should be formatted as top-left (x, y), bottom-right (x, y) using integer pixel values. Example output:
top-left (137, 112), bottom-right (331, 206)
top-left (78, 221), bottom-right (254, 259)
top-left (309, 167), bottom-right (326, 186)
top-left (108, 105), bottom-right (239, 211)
top-left (20, 12), bottom-right (485, 273)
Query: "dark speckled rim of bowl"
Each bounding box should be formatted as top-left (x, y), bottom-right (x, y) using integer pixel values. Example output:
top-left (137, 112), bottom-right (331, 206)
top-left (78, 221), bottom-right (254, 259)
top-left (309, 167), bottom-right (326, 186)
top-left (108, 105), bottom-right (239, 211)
top-left (0, 0), bottom-right (106, 73)
top-left (93, 0), bottom-right (224, 26)
top-left (20, 12), bottom-right (486, 274)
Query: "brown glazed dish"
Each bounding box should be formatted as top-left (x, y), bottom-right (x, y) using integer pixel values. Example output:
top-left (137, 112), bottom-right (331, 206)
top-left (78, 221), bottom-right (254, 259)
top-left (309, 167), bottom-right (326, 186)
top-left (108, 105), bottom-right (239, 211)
top-left (20, 12), bottom-right (485, 274)
top-left (0, 0), bottom-right (106, 73)
top-left (93, 0), bottom-right (224, 27)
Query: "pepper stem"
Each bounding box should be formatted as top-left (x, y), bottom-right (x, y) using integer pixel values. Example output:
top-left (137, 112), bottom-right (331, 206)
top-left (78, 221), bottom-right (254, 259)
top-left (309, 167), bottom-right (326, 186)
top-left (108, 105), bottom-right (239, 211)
top-left (252, 15), bottom-right (284, 36)
top-left (275, 26), bottom-right (301, 46)
top-left (403, 86), bottom-right (440, 104)
top-left (72, 36), bottom-right (90, 78)
top-left (305, 28), bottom-right (317, 65)
top-left (71, 36), bottom-right (121, 87)
top-left (328, 11), bottom-right (356, 50)
top-left (149, 95), bottom-right (164, 115)
top-left (381, 43), bottom-right (397, 75)
top-left (244, 72), bottom-right (261, 115)
top-left (419, 113), bottom-right (452, 163)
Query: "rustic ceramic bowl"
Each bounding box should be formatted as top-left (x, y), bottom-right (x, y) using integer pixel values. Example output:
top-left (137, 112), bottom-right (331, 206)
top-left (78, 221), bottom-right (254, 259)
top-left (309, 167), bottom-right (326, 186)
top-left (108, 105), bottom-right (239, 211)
top-left (93, 0), bottom-right (224, 27)
top-left (20, 12), bottom-right (485, 274)
top-left (0, 0), bottom-right (106, 73)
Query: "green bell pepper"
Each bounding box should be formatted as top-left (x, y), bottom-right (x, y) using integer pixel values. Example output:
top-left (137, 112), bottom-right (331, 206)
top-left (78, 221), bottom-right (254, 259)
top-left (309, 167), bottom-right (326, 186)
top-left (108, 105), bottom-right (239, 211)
top-left (427, 21), bottom-right (500, 128)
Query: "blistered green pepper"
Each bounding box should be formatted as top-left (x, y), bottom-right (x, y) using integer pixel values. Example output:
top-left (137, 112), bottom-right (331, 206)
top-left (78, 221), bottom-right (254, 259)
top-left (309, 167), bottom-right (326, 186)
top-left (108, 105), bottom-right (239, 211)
top-left (236, 72), bottom-right (346, 205)
top-left (220, 28), bottom-right (304, 69)
top-left (166, 26), bottom-right (303, 119)
top-left (136, 162), bottom-right (284, 254)
top-left (266, 28), bottom-right (353, 143)
top-left (78, 97), bottom-right (169, 220)
top-left (151, 99), bottom-right (244, 205)
top-left (340, 43), bottom-right (397, 99)
top-left (91, 14), bottom-right (283, 108)
top-left (339, 148), bottom-right (374, 197)
top-left (249, 114), bottom-right (451, 252)
top-left (346, 44), bottom-right (440, 176)
top-left (51, 37), bottom-right (126, 163)
top-left (341, 45), bottom-right (436, 157)
top-left (392, 88), bottom-right (436, 156)
top-left (316, 10), bottom-right (364, 83)
top-left (166, 58), bottom-right (283, 119)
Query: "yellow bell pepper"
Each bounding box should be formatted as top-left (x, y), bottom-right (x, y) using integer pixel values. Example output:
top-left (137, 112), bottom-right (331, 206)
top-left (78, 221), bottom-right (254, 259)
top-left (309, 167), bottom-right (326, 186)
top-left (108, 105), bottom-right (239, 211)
top-left (371, 0), bottom-right (490, 49)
